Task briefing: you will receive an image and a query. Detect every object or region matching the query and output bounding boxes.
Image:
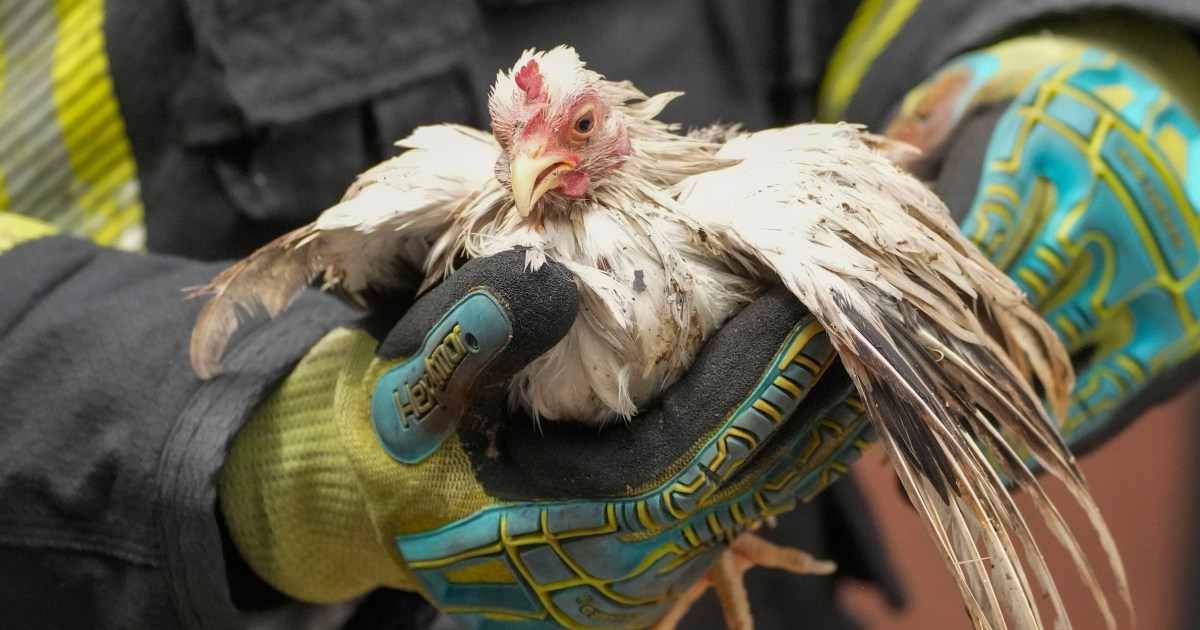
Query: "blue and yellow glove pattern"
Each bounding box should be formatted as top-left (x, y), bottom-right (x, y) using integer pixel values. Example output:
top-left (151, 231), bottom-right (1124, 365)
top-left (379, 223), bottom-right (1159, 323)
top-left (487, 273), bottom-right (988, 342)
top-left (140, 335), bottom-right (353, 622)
top-left (219, 250), bottom-right (872, 629)
top-left (888, 30), bottom-right (1200, 452)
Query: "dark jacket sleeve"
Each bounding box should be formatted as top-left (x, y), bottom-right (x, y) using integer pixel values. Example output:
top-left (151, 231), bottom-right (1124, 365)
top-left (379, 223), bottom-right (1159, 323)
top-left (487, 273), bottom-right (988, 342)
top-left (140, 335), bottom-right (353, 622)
top-left (843, 0), bottom-right (1200, 129)
top-left (0, 236), bottom-right (358, 629)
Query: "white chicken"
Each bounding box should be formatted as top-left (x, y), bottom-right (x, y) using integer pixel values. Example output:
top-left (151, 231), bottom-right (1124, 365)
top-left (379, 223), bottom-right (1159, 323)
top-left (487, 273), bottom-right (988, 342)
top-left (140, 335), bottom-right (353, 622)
top-left (192, 46), bottom-right (1129, 630)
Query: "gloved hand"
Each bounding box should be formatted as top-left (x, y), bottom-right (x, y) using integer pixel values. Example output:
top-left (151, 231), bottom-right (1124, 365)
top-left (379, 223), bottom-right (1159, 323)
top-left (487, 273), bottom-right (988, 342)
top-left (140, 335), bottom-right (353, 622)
top-left (219, 248), bottom-right (872, 629)
top-left (885, 26), bottom-right (1200, 452)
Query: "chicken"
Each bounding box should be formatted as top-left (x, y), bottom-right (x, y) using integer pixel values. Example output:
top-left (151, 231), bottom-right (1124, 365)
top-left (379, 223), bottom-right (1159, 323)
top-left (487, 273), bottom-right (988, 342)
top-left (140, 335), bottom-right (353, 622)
top-left (191, 46), bottom-right (1129, 629)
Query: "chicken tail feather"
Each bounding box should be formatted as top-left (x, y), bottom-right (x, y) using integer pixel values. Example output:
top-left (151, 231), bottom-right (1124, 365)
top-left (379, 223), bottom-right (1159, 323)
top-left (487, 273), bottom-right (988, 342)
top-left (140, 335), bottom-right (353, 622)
top-left (830, 286), bottom-right (1129, 630)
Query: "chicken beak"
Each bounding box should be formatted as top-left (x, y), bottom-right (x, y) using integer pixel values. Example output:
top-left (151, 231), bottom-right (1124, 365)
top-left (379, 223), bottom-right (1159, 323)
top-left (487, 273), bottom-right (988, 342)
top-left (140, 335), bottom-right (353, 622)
top-left (510, 148), bottom-right (575, 217)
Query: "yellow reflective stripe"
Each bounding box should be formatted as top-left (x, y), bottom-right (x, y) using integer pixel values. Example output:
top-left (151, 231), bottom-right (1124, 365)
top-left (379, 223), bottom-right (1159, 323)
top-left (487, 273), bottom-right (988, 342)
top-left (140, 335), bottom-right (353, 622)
top-left (817, 0), bottom-right (922, 122)
top-left (51, 0), bottom-right (143, 250)
top-left (0, 211), bottom-right (57, 254)
top-left (0, 29), bottom-right (8, 210)
top-left (0, 1), bottom-right (144, 248)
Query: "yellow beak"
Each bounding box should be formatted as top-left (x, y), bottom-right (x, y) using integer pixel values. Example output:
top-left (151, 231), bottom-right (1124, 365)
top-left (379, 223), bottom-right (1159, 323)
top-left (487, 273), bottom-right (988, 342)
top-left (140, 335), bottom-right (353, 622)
top-left (510, 149), bottom-right (575, 217)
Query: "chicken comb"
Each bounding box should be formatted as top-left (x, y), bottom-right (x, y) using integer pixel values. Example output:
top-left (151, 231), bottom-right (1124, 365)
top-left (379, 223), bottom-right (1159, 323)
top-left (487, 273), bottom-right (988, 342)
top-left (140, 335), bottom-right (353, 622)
top-left (514, 59), bottom-right (547, 104)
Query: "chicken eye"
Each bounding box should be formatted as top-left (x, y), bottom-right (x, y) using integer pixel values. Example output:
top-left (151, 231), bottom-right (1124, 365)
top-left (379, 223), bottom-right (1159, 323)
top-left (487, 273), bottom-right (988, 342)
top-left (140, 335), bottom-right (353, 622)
top-left (576, 113), bottom-right (593, 133)
top-left (572, 108), bottom-right (596, 140)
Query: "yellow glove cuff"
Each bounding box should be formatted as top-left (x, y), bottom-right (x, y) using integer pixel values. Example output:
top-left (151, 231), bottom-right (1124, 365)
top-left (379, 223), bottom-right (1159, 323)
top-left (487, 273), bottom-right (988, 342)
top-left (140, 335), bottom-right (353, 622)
top-left (219, 328), bottom-right (414, 603)
top-left (220, 326), bottom-right (499, 604)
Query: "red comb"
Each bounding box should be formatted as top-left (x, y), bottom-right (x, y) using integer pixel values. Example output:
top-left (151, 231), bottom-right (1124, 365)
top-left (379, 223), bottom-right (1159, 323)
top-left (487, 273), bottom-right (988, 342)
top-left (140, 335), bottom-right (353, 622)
top-left (514, 59), bottom-right (546, 104)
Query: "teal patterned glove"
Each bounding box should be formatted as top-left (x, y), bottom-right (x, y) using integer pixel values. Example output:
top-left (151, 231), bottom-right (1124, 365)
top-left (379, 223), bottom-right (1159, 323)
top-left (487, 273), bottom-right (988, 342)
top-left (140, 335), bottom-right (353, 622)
top-left (893, 39), bottom-right (1200, 453)
top-left (375, 268), bottom-right (870, 628)
top-left (967, 50), bottom-right (1200, 449)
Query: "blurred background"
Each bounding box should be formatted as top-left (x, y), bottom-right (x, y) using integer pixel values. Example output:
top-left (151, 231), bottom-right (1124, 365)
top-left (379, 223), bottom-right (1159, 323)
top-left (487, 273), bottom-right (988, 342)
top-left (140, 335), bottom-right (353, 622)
top-left (842, 388), bottom-right (1199, 629)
